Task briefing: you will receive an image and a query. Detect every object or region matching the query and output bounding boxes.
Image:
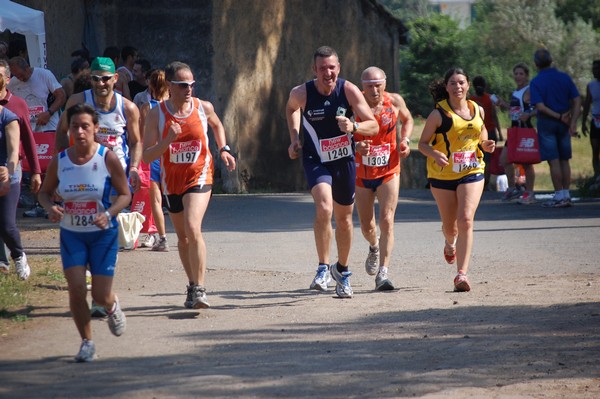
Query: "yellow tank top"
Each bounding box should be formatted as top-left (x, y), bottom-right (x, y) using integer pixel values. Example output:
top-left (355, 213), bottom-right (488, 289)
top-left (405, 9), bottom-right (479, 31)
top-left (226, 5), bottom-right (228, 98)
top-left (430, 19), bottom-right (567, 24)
top-left (427, 99), bottom-right (485, 180)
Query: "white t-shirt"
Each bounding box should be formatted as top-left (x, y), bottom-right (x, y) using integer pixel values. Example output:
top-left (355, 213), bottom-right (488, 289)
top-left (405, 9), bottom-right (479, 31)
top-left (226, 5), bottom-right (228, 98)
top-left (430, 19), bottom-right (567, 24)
top-left (8, 68), bottom-right (62, 132)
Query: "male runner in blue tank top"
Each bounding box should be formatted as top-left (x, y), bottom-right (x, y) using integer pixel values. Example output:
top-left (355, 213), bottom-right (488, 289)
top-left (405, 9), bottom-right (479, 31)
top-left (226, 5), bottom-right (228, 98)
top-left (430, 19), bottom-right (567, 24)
top-left (286, 46), bottom-right (378, 298)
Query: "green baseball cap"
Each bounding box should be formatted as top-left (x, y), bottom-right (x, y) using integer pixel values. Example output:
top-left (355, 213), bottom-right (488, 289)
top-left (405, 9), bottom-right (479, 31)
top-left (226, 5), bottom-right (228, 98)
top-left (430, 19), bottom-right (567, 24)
top-left (90, 57), bottom-right (115, 73)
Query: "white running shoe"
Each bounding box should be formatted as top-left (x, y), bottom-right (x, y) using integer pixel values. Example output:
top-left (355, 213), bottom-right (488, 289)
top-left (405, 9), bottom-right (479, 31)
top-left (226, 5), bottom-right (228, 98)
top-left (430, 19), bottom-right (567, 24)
top-left (139, 234), bottom-right (156, 248)
top-left (375, 268), bottom-right (395, 291)
top-left (309, 264), bottom-right (331, 291)
top-left (107, 297), bottom-right (126, 336)
top-left (364, 246), bottom-right (379, 276)
top-left (330, 263), bottom-right (353, 298)
top-left (75, 339), bottom-right (96, 362)
top-left (15, 253), bottom-right (31, 280)
top-left (192, 285), bottom-right (210, 309)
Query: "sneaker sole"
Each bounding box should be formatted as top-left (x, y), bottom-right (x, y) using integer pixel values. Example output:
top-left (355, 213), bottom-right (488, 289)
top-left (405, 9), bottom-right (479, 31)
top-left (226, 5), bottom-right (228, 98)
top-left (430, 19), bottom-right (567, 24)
top-left (309, 283), bottom-right (328, 291)
top-left (454, 281), bottom-right (471, 292)
top-left (192, 301), bottom-right (210, 309)
top-left (375, 280), bottom-right (395, 291)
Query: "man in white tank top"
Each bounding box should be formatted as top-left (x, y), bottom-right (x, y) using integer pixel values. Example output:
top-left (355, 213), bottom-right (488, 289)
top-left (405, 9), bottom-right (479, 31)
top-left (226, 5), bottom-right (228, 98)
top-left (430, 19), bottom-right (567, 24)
top-left (55, 57), bottom-right (141, 192)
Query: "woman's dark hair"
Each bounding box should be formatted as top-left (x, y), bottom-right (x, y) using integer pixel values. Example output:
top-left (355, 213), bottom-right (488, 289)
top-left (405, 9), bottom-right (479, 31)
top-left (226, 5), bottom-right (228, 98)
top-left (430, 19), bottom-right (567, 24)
top-left (67, 103), bottom-right (99, 125)
top-left (472, 76), bottom-right (486, 96)
top-left (428, 67), bottom-right (470, 103)
top-left (71, 57), bottom-right (89, 74)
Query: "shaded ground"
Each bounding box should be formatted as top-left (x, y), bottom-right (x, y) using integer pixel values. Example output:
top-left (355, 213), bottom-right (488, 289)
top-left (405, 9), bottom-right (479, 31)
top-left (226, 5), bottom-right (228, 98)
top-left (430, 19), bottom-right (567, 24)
top-left (1, 190), bottom-right (599, 398)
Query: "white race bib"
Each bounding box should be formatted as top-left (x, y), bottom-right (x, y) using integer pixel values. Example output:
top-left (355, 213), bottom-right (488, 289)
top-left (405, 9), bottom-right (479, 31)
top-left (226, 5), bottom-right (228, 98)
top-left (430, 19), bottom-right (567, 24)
top-left (452, 151), bottom-right (479, 173)
top-left (64, 201), bottom-right (98, 228)
top-left (29, 106), bottom-right (44, 124)
top-left (169, 140), bottom-right (201, 164)
top-left (510, 106), bottom-right (522, 121)
top-left (319, 134), bottom-right (352, 163)
top-left (95, 133), bottom-right (118, 149)
top-left (362, 143), bottom-right (390, 167)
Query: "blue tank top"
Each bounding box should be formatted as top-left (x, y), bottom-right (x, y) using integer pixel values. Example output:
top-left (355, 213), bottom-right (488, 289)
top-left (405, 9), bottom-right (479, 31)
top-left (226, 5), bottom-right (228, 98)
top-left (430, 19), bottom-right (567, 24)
top-left (302, 79), bottom-right (354, 164)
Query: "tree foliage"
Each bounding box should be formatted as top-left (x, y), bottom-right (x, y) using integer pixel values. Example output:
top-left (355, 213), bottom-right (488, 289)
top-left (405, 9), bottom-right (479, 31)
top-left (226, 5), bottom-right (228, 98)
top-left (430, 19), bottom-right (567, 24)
top-left (378, 0), bottom-right (600, 116)
top-left (399, 14), bottom-right (463, 116)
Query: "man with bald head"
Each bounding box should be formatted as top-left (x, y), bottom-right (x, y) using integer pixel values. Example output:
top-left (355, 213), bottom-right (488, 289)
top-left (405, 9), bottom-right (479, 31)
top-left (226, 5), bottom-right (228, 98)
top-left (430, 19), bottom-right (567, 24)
top-left (354, 66), bottom-right (414, 291)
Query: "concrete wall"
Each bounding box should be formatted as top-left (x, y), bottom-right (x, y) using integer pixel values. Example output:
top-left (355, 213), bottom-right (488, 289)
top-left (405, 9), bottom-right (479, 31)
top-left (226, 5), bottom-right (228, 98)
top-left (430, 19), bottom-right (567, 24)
top-left (11, 0), bottom-right (412, 193)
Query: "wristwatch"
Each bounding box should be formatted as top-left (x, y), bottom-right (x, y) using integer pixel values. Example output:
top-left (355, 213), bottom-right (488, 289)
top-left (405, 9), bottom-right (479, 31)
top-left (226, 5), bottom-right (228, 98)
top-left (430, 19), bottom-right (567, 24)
top-left (352, 121), bottom-right (359, 133)
top-left (220, 145), bottom-right (231, 153)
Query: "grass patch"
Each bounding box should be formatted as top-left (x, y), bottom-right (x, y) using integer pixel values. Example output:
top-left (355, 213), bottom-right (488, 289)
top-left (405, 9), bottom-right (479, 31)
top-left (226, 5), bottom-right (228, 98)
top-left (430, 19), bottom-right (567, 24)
top-left (0, 257), bottom-right (65, 336)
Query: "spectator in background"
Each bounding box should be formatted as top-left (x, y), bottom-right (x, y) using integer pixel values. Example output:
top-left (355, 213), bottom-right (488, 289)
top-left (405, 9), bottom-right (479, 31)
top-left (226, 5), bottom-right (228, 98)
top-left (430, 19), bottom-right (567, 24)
top-left (71, 47), bottom-right (91, 64)
top-left (128, 59), bottom-right (150, 100)
top-left (582, 60), bottom-right (600, 177)
top-left (116, 46), bottom-right (138, 100)
top-left (499, 62), bottom-right (537, 205)
top-left (133, 68), bottom-right (153, 111)
top-left (530, 48), bottom-right (581, 208)
top-left (0, 58), bottom-right (38, 278)
top-left (0, 41), bottom-right (8, 59)
top-left (469, 76), bottom-right (502, 191)
top-left (8, 56), bottom-right (65, 218)
top-left (8, 39), bottom-right (27, 62)
top-left (61, 58), bottom-right (91, 99)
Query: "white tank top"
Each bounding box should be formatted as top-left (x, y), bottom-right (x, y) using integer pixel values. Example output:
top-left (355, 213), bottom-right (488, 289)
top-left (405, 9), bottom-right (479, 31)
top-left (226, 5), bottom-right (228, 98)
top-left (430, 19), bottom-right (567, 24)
top-left (56, 145), bottom-right (116, 232)
top-left (83, 89), bottom-right (129, 171)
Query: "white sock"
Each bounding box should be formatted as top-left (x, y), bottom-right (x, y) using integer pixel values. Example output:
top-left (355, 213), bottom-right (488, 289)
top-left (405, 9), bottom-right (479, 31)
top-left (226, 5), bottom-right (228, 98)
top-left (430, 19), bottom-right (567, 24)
top-left (561, 189), bottom-right (570, 199)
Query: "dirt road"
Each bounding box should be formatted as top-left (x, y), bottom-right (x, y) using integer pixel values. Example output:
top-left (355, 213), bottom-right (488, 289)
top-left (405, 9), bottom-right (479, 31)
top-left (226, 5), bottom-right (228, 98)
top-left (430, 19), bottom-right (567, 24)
top-left (1, 190), bottom-right (599, 398)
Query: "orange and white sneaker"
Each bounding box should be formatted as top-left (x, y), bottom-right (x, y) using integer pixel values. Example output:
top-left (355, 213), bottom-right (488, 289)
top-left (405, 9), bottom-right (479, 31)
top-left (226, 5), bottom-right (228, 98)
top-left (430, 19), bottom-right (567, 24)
top-left (444, 242), bottom-right (456, 264)
top-left (454, 273), bottom-right (471, 292)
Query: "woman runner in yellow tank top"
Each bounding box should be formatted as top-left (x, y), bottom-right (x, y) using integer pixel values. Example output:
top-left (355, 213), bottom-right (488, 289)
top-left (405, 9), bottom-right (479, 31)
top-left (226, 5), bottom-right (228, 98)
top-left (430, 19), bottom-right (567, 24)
top-left (418, 68), bottom-right (495, 292)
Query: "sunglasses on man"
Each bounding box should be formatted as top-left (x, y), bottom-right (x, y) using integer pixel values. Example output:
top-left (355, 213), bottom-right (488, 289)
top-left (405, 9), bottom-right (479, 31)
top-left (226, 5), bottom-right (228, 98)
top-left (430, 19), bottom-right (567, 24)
top-left (91, 74), bottom-right (114, 83)
top-left (170, 80), bottom-right (195, 89)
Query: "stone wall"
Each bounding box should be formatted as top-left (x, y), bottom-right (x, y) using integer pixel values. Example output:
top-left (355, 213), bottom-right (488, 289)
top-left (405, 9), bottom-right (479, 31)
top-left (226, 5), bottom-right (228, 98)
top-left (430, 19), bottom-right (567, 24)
top-left (12, 0), bottom-right (415, 192)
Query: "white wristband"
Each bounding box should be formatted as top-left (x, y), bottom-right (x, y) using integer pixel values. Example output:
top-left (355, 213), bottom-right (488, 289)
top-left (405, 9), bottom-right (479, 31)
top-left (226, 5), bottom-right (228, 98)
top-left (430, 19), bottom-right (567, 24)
top-left (105, 211), bottom-right (111, 220)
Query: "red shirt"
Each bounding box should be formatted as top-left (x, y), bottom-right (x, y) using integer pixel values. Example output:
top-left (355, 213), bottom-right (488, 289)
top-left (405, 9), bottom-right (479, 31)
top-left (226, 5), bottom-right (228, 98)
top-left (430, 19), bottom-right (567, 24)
top-left (0, 90), bottom-right (41, 174)
top-left (469, 93), bottom-right (497, 132)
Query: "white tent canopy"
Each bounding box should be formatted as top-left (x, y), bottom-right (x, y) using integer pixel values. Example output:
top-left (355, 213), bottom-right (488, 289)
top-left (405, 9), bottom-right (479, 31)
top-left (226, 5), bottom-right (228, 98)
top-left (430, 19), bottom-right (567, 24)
top-left (0, 0), bottom-right (47, 68)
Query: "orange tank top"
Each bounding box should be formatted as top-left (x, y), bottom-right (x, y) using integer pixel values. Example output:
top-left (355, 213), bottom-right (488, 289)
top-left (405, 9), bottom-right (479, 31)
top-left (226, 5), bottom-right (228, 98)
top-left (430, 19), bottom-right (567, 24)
top-left (355, 92), bottom-right (399, 180)
top-left (159, 98), bottom-right (213, 195)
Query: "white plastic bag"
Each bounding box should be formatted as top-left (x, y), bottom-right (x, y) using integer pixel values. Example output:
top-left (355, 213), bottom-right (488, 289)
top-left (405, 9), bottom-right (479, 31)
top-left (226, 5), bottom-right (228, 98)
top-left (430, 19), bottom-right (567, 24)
top-left (117, 212), bottom-right (145, 250)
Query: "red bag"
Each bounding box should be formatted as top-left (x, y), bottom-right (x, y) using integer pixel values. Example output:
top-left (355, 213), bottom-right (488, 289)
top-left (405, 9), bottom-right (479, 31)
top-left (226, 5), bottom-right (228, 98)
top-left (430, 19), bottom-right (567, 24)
top-left (130, 162), bottom-right (156, 234)
top-left (488, 146), bottom-right (505, 175)
top-left (21, 132), bottom-right (55, 173)
top-left (506, 127), bottom-right (541, 164)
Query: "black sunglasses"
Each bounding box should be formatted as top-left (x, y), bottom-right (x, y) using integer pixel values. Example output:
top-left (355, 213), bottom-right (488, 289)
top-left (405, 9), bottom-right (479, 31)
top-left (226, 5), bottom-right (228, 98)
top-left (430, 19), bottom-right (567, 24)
top-left (91, 74), bottom-right (114, 83)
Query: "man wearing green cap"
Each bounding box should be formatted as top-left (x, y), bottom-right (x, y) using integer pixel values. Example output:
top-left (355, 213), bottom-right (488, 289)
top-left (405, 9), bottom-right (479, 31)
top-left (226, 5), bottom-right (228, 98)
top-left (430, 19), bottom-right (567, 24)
top-left (55, 56), bottom-right (141, 192)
